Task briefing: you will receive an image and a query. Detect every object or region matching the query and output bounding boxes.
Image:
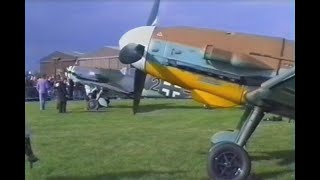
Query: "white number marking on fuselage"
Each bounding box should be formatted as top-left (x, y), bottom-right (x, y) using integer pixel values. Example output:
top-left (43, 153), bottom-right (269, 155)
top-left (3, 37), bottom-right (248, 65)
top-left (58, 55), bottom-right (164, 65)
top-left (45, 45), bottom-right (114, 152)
top-left (172, 91), bottom-right (181, 97)
top-left (162, 88), bottom-right (170, 97)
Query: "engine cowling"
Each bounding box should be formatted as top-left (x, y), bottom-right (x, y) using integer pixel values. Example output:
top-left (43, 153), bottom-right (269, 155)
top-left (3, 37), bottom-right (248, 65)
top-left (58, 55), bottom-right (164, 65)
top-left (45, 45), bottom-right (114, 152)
top-left (204, 46), bottom-right (272, 70)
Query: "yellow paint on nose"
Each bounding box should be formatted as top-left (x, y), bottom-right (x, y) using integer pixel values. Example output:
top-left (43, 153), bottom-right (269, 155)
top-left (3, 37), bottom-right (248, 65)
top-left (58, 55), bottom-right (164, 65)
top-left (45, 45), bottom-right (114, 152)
top-left (145, 61), bottom-right (247, 107)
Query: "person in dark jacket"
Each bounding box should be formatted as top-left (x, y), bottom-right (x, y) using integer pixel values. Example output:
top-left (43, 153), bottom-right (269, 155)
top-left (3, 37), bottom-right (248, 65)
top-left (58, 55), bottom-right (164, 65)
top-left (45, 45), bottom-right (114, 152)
top-left (68, 78), bottom-right (74, 100)
top-left (55, 78), bottom-right (68, 113)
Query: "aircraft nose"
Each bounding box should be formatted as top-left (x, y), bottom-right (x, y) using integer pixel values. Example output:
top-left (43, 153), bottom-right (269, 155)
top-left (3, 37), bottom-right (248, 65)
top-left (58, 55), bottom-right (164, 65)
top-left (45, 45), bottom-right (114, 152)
top-left (119, 26), bottom-right (156, 72)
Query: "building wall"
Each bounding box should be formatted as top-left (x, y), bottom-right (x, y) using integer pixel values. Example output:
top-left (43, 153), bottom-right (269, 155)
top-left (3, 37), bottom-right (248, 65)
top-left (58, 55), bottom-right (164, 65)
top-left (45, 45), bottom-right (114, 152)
top-left (78, 57), bottom-right (130, 70)
top-left (40, 60), bottom-right (76, 77)
top-left (40, 57), bottom-right (129, 77)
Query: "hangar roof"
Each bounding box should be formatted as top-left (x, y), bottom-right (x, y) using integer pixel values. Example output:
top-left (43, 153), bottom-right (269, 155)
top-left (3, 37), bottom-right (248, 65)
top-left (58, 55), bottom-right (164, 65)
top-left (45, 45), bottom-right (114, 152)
top-left (78, 46), bottom-right (119, 59)
top-left (39, 46), bottom-right (119, 63)
top-left (39, 51), bottom-right (79, 62)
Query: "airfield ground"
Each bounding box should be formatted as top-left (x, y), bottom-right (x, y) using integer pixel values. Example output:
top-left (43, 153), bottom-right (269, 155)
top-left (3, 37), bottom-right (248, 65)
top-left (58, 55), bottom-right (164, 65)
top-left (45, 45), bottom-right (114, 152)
top-left (25, 99), bottom-right (294, 180)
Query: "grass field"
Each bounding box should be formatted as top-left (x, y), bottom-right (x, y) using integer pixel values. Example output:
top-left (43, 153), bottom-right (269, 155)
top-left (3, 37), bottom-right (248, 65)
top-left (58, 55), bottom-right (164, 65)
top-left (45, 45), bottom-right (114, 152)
top-left (25, 99), bottom-right (295, 180)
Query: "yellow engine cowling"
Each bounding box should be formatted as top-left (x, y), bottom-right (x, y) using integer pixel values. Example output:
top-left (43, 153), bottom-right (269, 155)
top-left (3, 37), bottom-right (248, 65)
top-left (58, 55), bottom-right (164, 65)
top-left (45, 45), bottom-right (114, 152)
top-left (191, 89), bottom-right (244, 108)
top-left (145, 60), bottom-right (248, 107)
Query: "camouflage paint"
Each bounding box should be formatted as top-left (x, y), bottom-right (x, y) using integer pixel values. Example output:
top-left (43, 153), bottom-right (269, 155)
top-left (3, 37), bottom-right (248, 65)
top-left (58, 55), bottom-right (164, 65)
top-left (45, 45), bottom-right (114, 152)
top-left (142, 26), bottom-right (294, 107)
top-left (150, 27), bottom-right (294, 72)
top-left (148, 39), bottom-right (279, 80)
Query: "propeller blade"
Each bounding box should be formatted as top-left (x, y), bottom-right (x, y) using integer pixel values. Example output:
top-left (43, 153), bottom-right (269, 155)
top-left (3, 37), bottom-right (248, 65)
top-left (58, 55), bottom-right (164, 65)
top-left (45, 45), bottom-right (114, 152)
top-left (65, 66), bottom-right (73, 78)
top-left (133, 69), bottom-right (147, 114)
top-left (146, 0), bottom-right (160, 26)
top-left (119, 0), bottom-right (161, 114)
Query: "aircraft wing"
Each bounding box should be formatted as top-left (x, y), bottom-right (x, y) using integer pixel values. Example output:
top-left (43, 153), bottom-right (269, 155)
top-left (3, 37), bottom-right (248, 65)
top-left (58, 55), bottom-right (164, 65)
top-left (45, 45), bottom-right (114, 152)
top-left (97, 82), bottom-right (133, 95)
top-left (245, 67), bottom-right (295, 119)
top-left (80, 79), bottom-right (133, 95)
top-left (66, 66), bottom-right (135, 96)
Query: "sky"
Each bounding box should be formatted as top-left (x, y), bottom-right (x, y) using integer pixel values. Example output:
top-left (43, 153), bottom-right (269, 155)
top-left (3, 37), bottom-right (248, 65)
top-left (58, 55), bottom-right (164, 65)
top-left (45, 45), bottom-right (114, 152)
top-left (25, 0), bottom-right (295, 71)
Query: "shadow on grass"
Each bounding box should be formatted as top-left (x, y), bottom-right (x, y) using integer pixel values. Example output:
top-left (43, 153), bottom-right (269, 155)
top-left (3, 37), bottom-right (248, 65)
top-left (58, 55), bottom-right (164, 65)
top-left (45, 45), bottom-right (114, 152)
top-left (46, 170), bottom-right (186, 180)
top-left (249, 169), bottom-right (294, 180)
top-left (112, 103), bottom-right (205, 113)
top-left (112, 103), bottom-right (242, 113)
top-left (251, 149), bottom-right (295, 166)
top-left (70, 102), bottom-right (242, 114)
top-left (68, 103), bottom-right (189, 114)
top-left (71, 110), bottom-right (108, 113)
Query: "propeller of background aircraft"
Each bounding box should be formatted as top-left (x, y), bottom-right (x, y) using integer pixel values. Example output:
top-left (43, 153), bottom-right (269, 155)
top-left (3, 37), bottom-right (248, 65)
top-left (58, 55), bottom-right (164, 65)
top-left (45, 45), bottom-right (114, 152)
top-left (118, 0), bottom-right (160, 114)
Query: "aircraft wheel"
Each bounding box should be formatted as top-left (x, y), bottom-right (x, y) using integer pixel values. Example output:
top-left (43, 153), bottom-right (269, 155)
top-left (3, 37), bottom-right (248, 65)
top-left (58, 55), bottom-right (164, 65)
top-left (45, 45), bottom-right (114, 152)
top-left (207, 142), bottom-right (251, 180)
top-left (87, 99), bottom-right (99, 110)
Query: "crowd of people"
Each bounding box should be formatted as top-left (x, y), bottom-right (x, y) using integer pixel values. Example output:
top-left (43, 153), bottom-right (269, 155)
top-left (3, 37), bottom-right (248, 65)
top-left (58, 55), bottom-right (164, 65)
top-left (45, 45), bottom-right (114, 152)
top-left (25, 73), bottom-right (87, 113)
top-left (26, 74), bottom-right (86, 99)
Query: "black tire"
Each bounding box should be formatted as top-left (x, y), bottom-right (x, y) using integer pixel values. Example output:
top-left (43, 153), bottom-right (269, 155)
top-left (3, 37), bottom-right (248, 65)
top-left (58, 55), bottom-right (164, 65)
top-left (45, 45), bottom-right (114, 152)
top-left (207, 142), bottom-right (251, 180)
top-left (87, 99), bottom-right (99, 110)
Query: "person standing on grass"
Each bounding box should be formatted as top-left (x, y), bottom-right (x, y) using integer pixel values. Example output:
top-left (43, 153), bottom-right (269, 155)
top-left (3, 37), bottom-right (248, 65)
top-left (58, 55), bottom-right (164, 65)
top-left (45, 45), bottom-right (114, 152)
top-left (36, 74), bottom-right (49, 110)
top-left (68, 78), bottom-right (74, 100)
top-left (55, 77), bottom-right (68, 113)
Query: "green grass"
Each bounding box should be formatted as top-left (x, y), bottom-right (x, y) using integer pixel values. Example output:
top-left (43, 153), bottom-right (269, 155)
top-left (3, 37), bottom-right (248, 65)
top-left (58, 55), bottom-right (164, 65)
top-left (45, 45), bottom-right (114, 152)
top-left (25, 99), bottom-right (295, 180)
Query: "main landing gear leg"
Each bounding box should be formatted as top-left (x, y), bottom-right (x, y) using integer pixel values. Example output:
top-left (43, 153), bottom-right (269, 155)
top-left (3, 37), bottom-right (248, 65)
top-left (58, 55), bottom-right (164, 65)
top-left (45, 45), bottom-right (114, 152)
top-left (207, 106), bottom-right (265, 180)
top-left (210, 105), bottom-right (253, 146)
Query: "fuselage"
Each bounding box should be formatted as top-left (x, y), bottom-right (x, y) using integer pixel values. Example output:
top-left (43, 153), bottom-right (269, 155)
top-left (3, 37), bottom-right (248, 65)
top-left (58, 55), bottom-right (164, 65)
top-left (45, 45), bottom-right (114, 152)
top-left (119, 26), bottom-right (295, 107)
top-left (66, 66), bottom-right (191, 99)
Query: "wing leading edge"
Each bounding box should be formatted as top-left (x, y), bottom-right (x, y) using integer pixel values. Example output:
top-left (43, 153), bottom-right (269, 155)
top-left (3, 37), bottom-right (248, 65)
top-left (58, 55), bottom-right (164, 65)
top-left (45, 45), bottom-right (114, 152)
top-left (245, 67), bottom-right (295, 119)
